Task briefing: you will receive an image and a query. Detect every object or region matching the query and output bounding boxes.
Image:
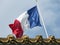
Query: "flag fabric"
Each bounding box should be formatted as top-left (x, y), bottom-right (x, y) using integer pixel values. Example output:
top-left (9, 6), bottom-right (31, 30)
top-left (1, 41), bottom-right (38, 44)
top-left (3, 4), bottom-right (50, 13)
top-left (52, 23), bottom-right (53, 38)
top-left (9, 6), bottom-right (41, 38)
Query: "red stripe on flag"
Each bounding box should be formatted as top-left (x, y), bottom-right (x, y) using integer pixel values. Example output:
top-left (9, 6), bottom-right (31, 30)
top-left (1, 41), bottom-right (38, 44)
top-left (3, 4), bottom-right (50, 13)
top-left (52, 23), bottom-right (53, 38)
top-left (9, 19), bottom-right (23, 38)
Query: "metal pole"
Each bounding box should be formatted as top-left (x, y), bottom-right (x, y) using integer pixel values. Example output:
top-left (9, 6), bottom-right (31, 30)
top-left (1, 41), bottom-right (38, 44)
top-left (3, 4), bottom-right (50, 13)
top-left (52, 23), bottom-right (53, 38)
top-left (35, 0), bottom-right (49, 38)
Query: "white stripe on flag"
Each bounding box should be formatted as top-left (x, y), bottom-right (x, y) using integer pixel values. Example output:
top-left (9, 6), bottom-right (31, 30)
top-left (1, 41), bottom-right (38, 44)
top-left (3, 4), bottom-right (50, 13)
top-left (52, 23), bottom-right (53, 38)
top-left (16, 11), bottom-right (30, 30)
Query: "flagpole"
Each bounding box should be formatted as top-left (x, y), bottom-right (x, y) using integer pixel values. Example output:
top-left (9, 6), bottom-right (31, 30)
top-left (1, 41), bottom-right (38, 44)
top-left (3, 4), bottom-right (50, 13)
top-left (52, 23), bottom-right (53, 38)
top-left (35, 0), bottom-right (49, 38)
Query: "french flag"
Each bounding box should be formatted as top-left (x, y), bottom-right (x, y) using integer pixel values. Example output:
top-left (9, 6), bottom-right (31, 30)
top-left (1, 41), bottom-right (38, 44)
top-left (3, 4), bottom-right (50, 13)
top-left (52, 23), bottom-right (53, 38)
top-left (9, 6), bottom-right (41, 38)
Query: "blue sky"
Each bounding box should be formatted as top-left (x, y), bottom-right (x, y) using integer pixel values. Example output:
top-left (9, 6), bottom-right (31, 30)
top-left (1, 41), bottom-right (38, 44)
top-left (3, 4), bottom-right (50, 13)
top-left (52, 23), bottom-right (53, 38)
top-left (0, 0), bottom-right (60, 38)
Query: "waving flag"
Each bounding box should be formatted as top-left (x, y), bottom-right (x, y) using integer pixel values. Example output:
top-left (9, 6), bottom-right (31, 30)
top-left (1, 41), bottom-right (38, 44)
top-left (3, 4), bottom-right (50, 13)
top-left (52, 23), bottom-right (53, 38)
top-left (9, 6), bottom-right (41, 38)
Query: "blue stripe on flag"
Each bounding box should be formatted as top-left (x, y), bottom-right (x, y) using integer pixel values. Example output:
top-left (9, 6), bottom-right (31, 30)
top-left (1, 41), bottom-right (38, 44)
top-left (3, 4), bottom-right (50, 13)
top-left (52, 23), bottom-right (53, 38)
top-left (27, 6), bottom-right (41, 28)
